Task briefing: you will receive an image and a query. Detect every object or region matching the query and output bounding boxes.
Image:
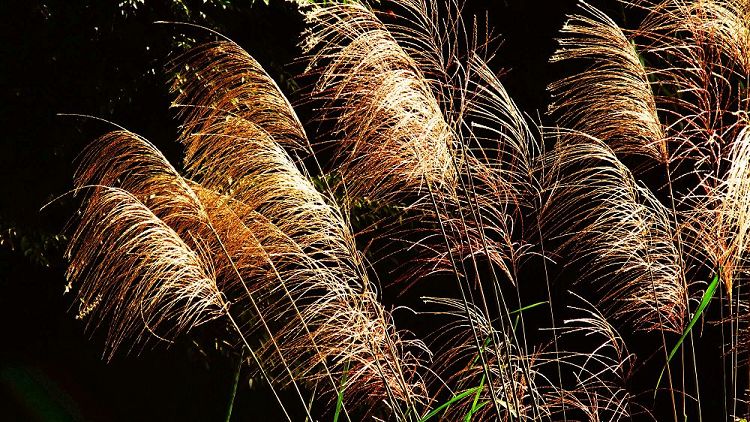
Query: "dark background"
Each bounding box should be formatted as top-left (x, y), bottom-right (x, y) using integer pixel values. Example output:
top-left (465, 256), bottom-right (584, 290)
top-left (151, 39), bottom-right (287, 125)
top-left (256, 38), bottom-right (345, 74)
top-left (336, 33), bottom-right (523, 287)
top-left (0, 0), bottom-right (636, 420)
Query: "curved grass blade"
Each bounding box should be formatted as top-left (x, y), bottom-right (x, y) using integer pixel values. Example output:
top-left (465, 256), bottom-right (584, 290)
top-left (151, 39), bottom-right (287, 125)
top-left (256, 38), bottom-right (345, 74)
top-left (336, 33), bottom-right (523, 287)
top-left (333, 360), bottom-right (350, 422)
top-left (510, 301), bottom-right (548, 315)
top-left (225, 353), bottom-right (243, 422)
top-left (464, 373), bottom-right (487, 421)
top-left (419, 387), bottom-right (481, 422)
top-left (655, 271), bottom-right (721, 394)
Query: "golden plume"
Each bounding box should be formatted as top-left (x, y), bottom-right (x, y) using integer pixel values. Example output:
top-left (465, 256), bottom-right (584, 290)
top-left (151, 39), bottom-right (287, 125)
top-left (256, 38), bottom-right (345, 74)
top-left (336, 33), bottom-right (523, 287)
top-left (170, 39), bottom-right (429, 416)
top-left (66, 187), bottom-right (224, 358)
top-left (304, 2), bottom-right (458, 205)
top-left (539, 134), bottom-right (686, 332)
top-left (549, 2), bottom-right (666, 163)
top-left (65, 39), bottom-right (431, 417)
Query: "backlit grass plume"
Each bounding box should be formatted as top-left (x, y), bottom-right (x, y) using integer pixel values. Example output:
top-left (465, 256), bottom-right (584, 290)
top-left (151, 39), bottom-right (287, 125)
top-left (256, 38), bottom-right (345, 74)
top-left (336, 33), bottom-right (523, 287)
top-left (549, 1), bottom-right (666, 162)
top-left (539, 134), bottom-right (686, 331)
top-left (66, 39), bottom-right (429, 419)
top-left (66, 186), bottom-right (225, 357)
top-left (303, 1), bottom-right (538, 289)
top-left (61, 0), bottom-right (750, 420)
top-left (549, 0), bottom-right (750, 418)
top-left (303, 2), bottom-right (459, 206)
